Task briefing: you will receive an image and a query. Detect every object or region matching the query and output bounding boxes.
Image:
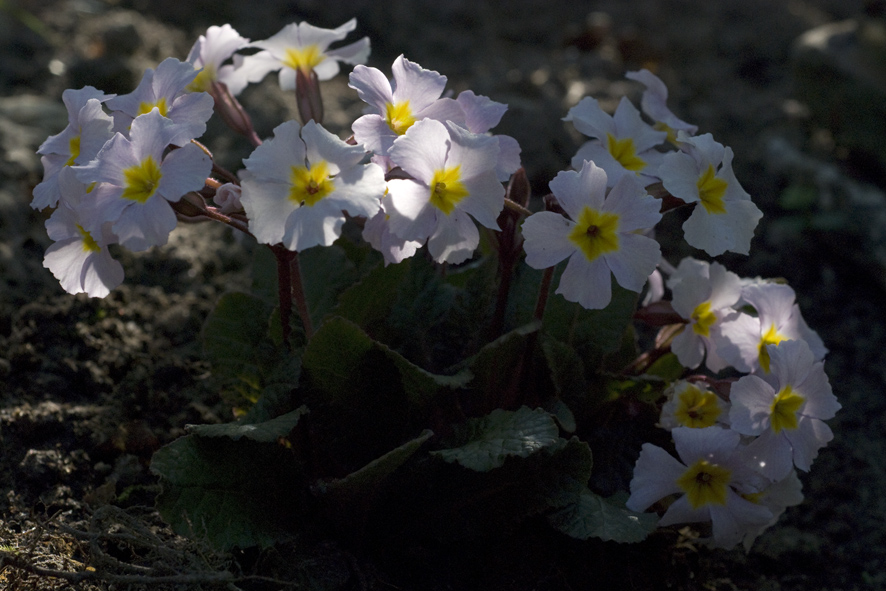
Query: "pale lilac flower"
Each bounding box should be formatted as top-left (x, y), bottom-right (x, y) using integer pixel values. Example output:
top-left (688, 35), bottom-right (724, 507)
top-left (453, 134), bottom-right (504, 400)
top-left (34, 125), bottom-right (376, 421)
top-left (106, 57), bottom-right (214, 146)
top-left (73, 109), bottom-right (212, 251)
top-left (362, 203), bottom-right (422, 266)
top-left (659, 380), bottom-right (730, 431)
top-left (564, 96), bottom-right (667, 187)
top-left (237, 19), bottom-right (370, 92)
top-left (729, 339), bottom-right (840, 481)
top-left (185, 24), bottom-right (251, 94)
top-left (455, 90), bottom-right (521, 181)
top-left (664, 256), bottom-right (711, 290)
top-left (384, 119), bottom-right (503, 264)
top-left (33, 89), bottom-right (115, 209)
top-left (240, 119), bottom-right (384, 251)
top-left (214, 182), bottom-right (243, 214)
top-left (43, 168), bottom-right (123, 298)
top-left (521, 160), bottom-right (662, 310)
top-left (625, 69), bottom-right (698, 143)
top-left (350, 55), bottom-right (465, 158)
top-left (740, 470), bottom-right (804, 551)
top-left (642, 267), bottom-right (665, 306)
top-left (627, 426), bottom-right (773, 549)
top-left (659, 132), bottom-right (763, 256)
top-left (670, 261), bottom-right (743, 371)
top-left (717, 282), bottom-right (827, 374)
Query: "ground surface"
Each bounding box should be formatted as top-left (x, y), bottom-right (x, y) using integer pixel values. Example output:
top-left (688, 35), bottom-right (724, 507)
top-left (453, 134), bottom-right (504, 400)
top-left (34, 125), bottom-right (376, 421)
top-left (1, 0), bottom-right (885, 589)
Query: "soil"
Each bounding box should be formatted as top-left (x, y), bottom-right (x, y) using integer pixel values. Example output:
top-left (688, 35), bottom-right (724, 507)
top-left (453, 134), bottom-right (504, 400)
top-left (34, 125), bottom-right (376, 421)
top-left (2, 0), bottom-right (885, 589)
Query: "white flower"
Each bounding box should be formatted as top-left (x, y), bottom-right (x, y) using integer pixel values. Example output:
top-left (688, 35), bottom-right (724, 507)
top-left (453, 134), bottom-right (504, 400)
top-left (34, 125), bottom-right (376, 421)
top-left (42, 168), bottom-right (123, 298)
top-left (625, 69), bottom-right (698, 143)
top-left (385, 119), bottom-right (504, 264)
top-left (521, 160), bottom-right (661, 309)
top-left (349, 55), bottom-right (465, 158)
top-left (362, 205), bottom-right (422, 266)
top-left (241, 119), bottom-right (384, 251)
top-left (627, 426), bottom-right (773, 549)
top-left (740, 470), bottom-right (804, 551)
top-left (729, 339), bottom-right (840, 481)
top-left (717, 282), bottom-right (827, 374)
top-left (73, 109), bottom-right (211, 251)
top-left (659, 132), bottom-right (762, 256)
top-left (564, 96), bottom-right (667, 187)
top-left (185, 24), bottom-right (251, 94)
top-left (105, 58), bottom-right (214, 147)
top-left (33, 89), bottom-right (115, 210)
top-left (236, 19), bottom-right (370, 92)
top-left (659, 380), bottom-right (730, 430)
top-left (670, 261), bottom-right (743, 371)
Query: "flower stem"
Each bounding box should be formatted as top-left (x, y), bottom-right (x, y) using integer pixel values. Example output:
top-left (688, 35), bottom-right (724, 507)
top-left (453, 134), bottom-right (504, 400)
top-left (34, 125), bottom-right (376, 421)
top-left (271, 245), bottom-right (295, 351)
top-left (290, 251), bottom-right (314, 341)
top-left (533, 266), bottom-right (554, 322)
top-left (503, 197), bottom-right (533, 218)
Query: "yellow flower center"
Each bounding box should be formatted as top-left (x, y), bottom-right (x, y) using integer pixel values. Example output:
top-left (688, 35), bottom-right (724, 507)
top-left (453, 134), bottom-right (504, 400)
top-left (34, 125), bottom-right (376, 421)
top-left (757, 324), bottom-right (788, 373)
top-left (428, 166), bottom-right (469, 215)
top-left (676, 459), bottom-right (732, 509)
top-left (66, 135), bottom-right (81, 166)
top-left (289, 161), bottom-right (333, 206)
top-left (568, 205), bottom-right (620, 262)
top-left (654, 121), bottom-right (678, 145)
top-left (673, 385), bottom-right (722, 428)
top-left (606, 133), bottom-right (646, 172)
top-left (385, 101), bottom-right (416, 135)
top-left (137, 97), bottom-right (169, 117)
top-left (697, 164), bottom-right (728, 215)
top-left (770, 385), bottom-right (805, 433)
top-left (121, 156), bottom-right (162, 203)
top-left (187, 64), bottom-right (217, 93)
top-left (282, 45), bottom-right (325, 74)
top-left (691, 301), bottom-right (717, 337)
top-left (76, 224), bottom-right (100, 253)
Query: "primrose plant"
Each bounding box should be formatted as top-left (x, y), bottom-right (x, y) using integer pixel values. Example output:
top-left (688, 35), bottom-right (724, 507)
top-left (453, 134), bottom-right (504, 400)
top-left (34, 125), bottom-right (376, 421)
top-left (33, 18), bottom-right (839, 552)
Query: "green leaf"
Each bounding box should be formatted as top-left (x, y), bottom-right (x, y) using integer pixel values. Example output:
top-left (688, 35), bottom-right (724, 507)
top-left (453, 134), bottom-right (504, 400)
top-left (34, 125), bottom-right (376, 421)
top-left (332, 260), bottom-right (409, 333)
top-left (151, 423), bottom-right (308, 550)
top-left (505, 263), bottom-right (639, 372)
top-left (298, 244), bottom-right (359, 328)
top-left (301, 316), bottom-right (468, 473)
top-left (432, 406), bottom-right (560, 471)
top-left (202, 291), bottom-right (273, 390)
top-left (547, 489), bottom-right (658, 543)
top-left (202, 291), bottom-right (301, 418)
top-left (391, 436), bottom-right (592, 541)
top-left (186, 406), bottom-right (309, 442)
top-left (540, 334), bottom-right (589, 420)
top-left (545, 279), bottom-right (639, 368)
top-left (316, 429), bottom-right (434, 517)
top-left (645, 352), bottom-right (685, 381)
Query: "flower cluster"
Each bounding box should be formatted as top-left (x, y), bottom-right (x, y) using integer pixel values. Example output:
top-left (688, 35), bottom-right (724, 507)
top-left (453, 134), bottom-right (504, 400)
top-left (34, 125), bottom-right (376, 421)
top-left (627, 258), bottom-right (839, 548)
top-left (32, 19), bottom-right (838, 553)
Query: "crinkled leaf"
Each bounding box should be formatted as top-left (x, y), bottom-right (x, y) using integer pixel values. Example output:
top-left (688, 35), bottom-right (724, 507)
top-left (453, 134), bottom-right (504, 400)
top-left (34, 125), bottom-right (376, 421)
top-left (547, 489), bottom-right (658, 543)
top-left (332, 259), bottom-right (409, 334)
top-left (202, 291), bottom-right (301, 417)
top-left (185, 406), bottom-right (308, 442)
top-left (151, 432), bottom-right (306, 551)
top-left (301, 316), bottom-right (468, 474)
top-left (298, 244), bottom-right (361, 328)
top-left (432, 406), bottom-right (560, 472)
top-left (507, 263), bottom-right (639, 372)
top-left (455, 321), bottom-right (553, 412)
top-left (315, 429), bottom-right (434, 504)
top-left (389, 436), bottom-right (592, 541)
